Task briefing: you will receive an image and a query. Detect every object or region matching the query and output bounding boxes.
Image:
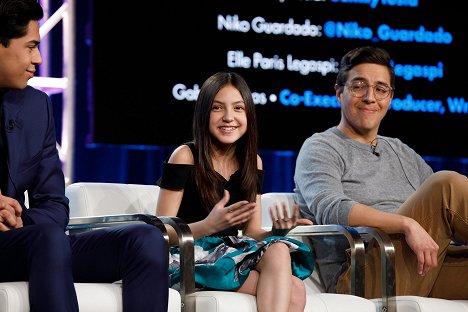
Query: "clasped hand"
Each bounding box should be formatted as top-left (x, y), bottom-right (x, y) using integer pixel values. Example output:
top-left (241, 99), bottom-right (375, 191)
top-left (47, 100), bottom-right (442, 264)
top-left (0, 190), bottom-right (23, 232)
top-left (269, 202), bottom-right (313, 236)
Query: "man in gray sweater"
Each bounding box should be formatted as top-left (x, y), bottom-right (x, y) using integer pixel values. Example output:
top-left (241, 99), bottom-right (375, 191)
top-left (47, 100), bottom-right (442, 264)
top-left (294, 46), bottom-right (468, 299)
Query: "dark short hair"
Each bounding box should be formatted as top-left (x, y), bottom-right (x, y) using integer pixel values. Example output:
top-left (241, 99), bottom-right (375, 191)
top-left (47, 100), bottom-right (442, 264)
top-left (0, 0), bottom-right (44, 47)
top-left (335, 46), bottom-right (395, 90)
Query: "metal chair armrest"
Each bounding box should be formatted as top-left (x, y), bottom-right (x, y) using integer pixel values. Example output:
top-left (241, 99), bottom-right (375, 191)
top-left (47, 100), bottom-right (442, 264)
top-left (67, 213), bottom-right (169, 244)
top-left (288, 225), bottom-right (396, 312)
top-left (285, 224), bottom-right (366, 297)
top-left (260, 192), bottom-right (396, 312)
top-left (67, 214), bottom-right (196, 312)
top-left (158, 217), bottom-right (195, 312)
top-left (355, 226), bottom-right (396, 312)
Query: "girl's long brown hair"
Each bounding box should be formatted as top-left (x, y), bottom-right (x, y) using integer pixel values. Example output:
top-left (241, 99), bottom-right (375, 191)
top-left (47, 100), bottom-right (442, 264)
top-left (192, 71), bottom-right (258, 212)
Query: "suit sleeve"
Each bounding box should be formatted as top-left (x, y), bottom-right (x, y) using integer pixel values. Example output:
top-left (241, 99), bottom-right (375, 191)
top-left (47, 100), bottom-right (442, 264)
top-left (19, 90), bottom-right (69, 229)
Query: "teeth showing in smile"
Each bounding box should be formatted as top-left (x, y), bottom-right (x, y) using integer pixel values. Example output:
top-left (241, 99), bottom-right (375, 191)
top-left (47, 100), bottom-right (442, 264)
top-left (220, 127), bottom-right (236, 131)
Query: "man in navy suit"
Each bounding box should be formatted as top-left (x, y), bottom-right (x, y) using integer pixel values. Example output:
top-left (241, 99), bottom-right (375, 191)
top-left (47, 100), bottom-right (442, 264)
top-left (0, 1), bottom-right (168, 311)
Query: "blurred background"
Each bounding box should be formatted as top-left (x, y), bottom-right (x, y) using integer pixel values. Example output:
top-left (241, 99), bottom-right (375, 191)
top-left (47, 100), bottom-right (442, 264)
top-left (32, 0), bottom-right (468, 192)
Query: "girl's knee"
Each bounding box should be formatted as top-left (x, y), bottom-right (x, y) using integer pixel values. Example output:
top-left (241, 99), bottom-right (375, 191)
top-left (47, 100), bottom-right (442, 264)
top-left (259, 243), bottom-right (292, 270)
top-left (265, 242), bottom-right (291, 259)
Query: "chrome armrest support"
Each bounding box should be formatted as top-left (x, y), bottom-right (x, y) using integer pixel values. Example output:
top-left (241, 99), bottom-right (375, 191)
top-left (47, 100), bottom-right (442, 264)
top-left (67, 213), bottom-right (169, 245)
top-left (159, 217), bottom-right (195, 312)
top-left (287, 225), bottom-right (396, 312)
top-left (287, 224), bottom-right (366, 297)
top-left (355, 227), bottom-right (396, 312)
top-left (67, 214), bottom-right (196, 312)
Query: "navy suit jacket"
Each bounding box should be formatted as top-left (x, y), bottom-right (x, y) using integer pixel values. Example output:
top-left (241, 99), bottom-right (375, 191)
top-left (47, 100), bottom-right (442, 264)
top-left (2, 86), bottom-right (69, 229)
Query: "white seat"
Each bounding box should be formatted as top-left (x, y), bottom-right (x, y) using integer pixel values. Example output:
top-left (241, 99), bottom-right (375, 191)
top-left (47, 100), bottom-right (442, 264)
top-left (261, 192), bottom-right (468, 312)
top-left (262, 192), bottom-right (376, 312)
top-left (11, 184), bottom-right (467, 311)
top-left (64, 182), bottom-right (377, 312)
top-left (372, 296), bottom-right (468, 312)
top-left (65, 182), bottom-right (185, 312)
top-left (0, 282), bottom-right (182, 312)
top-left (0, 183), bottom-right (182, 312)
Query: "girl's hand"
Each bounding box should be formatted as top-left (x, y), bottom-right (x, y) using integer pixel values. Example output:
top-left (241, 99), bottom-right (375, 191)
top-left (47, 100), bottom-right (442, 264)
top-left (204, 190), bottom-right (256, 234)
top-left (269, 202), bottom-right (313, 236)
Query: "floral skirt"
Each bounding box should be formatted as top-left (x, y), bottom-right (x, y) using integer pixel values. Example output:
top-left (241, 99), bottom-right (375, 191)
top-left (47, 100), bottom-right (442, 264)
top-left (168, 235), bottom-right (314, 291)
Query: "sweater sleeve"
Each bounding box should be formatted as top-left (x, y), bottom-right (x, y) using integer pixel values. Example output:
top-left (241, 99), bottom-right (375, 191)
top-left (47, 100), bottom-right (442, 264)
top-left (294, 132), bottom-right (355, 226)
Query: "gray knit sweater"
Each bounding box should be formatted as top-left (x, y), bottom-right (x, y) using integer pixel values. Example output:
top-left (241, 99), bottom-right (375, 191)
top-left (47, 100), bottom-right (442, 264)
top-left (293, 126), bottom-right (433, 292)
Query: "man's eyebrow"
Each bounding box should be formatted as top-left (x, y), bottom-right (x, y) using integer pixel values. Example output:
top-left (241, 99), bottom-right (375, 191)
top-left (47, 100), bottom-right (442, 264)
top-left (349, 77), bottom-right (366, 82)
top-left (28, 40), bottom-right (40, 46)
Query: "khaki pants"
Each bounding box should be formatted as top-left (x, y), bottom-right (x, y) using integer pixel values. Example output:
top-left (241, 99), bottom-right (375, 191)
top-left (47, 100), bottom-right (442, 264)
top-left (336, 171), bottom-right (468, 299)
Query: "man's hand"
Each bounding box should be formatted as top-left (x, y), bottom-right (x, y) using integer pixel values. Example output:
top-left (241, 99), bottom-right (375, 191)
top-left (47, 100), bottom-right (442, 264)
top-left (404, 219), bottom-right (439, 276)
top-left (0, 190), bottom-right (23, 232)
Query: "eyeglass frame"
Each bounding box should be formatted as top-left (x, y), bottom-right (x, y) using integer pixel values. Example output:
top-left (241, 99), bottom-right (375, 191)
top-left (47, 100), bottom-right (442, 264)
top-left (341, 80), bottom-right (394, 100)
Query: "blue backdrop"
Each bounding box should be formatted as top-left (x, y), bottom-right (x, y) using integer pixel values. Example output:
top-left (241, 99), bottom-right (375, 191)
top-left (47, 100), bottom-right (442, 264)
top-left (48, 0), bottom-right (467, 192)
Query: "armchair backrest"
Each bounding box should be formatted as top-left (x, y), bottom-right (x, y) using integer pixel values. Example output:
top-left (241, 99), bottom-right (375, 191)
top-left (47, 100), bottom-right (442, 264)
top-left (63, 183), bottom-right (392, 312)
top-left (66, 183), bottom-right (297, 227)
top-left (260, 192), bottom-right (296, 228)
top-left (66, 182), bottom-right (160, 217)
top-left (65, 182), bottom-right (194, 312)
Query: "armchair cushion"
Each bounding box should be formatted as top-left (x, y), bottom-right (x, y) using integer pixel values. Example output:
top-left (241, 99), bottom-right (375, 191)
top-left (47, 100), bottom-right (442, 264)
top-left (0, 281), bottom-right (181, 312)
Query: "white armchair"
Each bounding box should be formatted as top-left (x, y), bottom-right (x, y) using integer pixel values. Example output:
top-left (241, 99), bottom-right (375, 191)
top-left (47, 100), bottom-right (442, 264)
top-left (65, 182), bottom-right (192, 312)
top-left (64, 183), bottom-right (377, 312)
top-left (261, 192), bottom-right (468, 312)
top-left (0, 184), bottom-right (183, 312)
top-left (0, 182), bottom-right (380, 312)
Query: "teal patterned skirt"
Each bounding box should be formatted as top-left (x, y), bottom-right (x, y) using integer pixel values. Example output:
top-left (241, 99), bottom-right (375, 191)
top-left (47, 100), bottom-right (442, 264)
top-left (168, 235), bottom-right (314, 291)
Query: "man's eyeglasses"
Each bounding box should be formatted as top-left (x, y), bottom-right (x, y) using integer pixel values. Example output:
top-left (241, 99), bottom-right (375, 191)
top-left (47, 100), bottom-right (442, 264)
top-left (345, 81), bottom-right (394, 100)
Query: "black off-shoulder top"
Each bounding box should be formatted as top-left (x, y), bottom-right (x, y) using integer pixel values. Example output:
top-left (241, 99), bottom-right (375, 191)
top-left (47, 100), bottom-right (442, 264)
top-left (156, 142), bottom-right (264, 237)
